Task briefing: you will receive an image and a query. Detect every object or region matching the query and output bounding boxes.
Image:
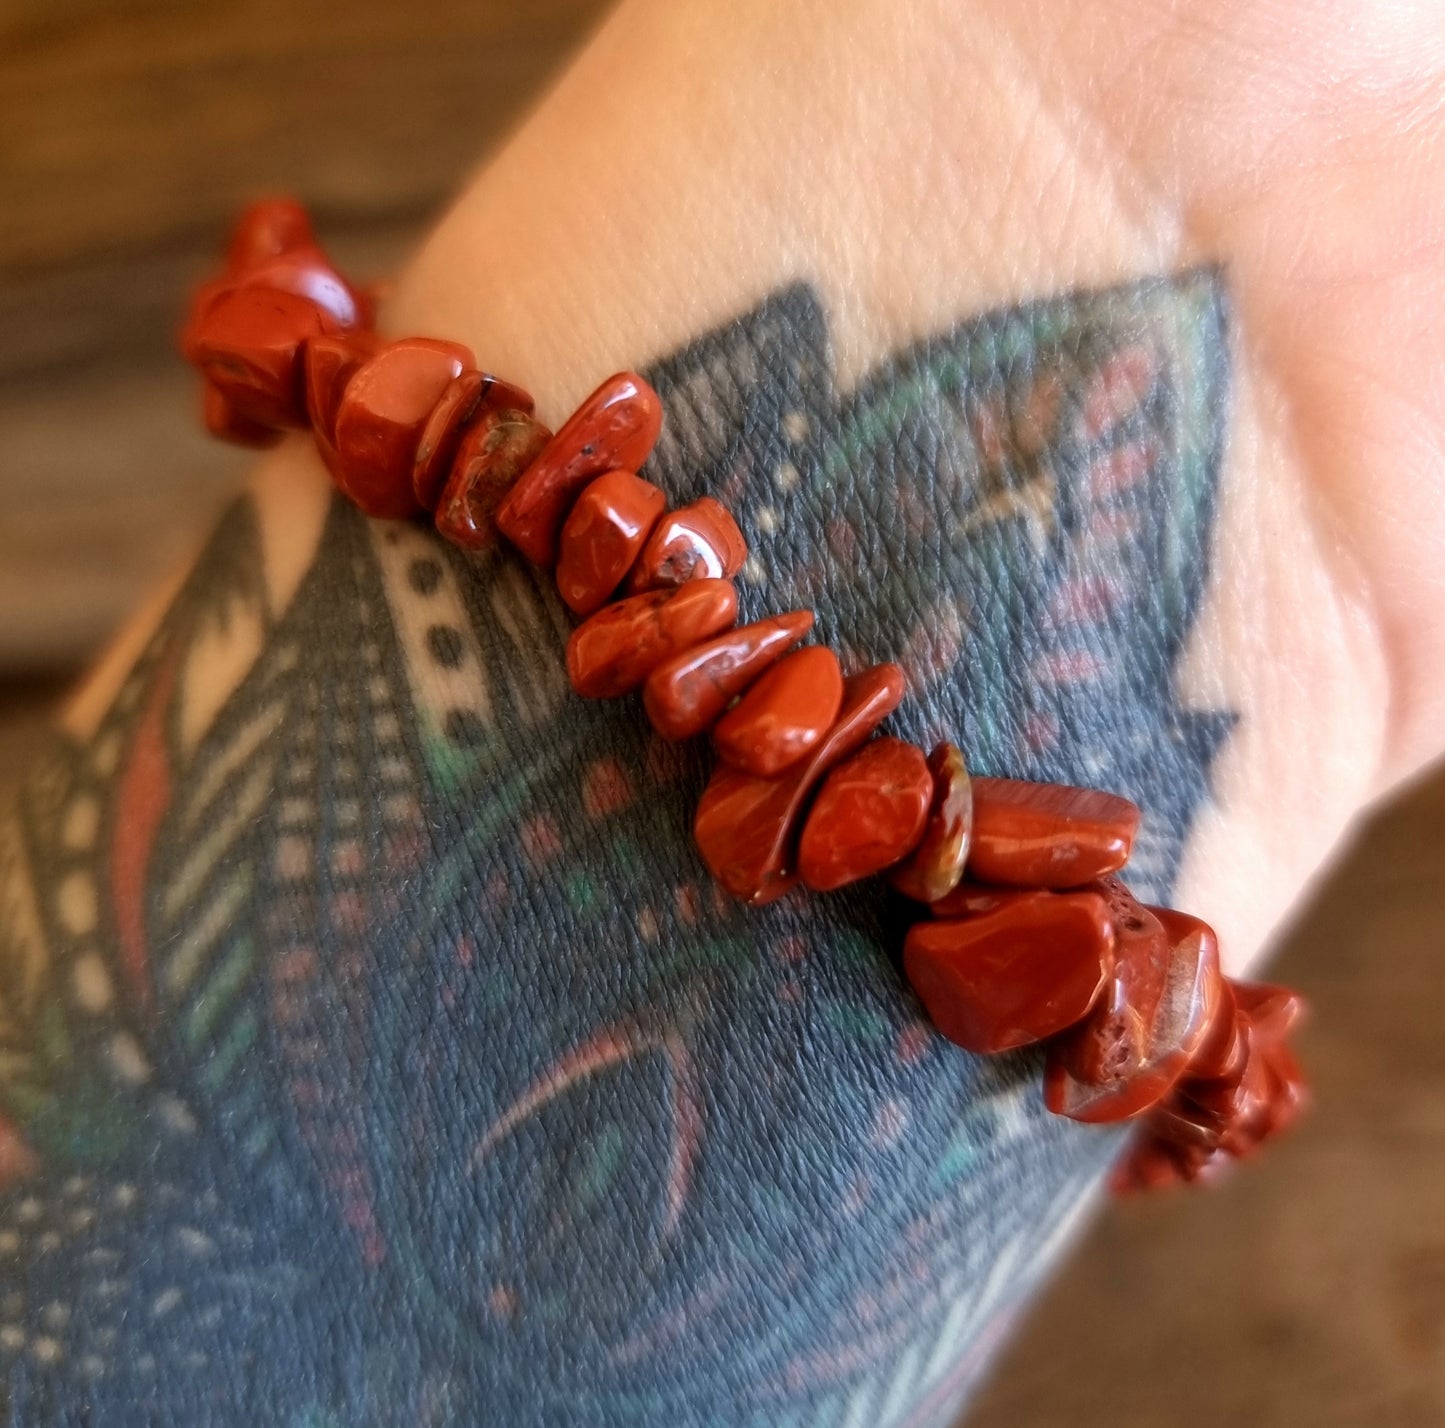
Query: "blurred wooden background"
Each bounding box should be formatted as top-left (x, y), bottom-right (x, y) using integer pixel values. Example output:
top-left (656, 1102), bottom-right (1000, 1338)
top-left (1, 3), bottom-right (1442, 1423)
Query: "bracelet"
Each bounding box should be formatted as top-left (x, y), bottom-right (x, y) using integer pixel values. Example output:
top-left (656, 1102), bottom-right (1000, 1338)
top-left (180, 197), bottom-right (1308, 1193)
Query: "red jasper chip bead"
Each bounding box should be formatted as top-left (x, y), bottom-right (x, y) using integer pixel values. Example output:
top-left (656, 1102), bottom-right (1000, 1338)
top-left (1045, 895), bottom-right (1223, 1124)
top-left (412, 370), bottom-right (488, 510)
top-left (903, 889), bottom-right (1116, 1055)
top-left (304, 331), bottom-right (386, 443)
top-left (496, 372), bottom-right (664, 566)
top-left (797, 737), bottom-right (933, 892)
top-left (1111, 1138), bottom-right (1227, 1195)
top-left (476, 373), bottom-right (536, 416)
top-left (927, 881), bottom-right (1038, 920)
top-left (202, 381), bottom-right (282, 449)
top-left (1233, 981), bottom-right (1307, 1045)
top-left (694, 665), bottom-right (907, 904)
top-left (889, 742), bottom-right (973, 904)
top-left (435, 409), bottom-right (552, 552)
top-left (566, 580), bottom-right (739, 699)
top-left (555, 471), bottom-right (667, 616)
top-left (245, 248), bottom-right (368, 332)
top-left (642, 612), bottom-right (815, 741)
top-left (1054, 878), bottom-right (1170, 1085)
top-left (1260, 1042), bottom-right (1310, 1139)
top-left (1186, 976), bottom-right (1246, 1083)
top-left (187, 285), bottom-right (336, 429)
top-left (624, 497), bottom-right (748, 593)
top-left (225, 197), bottom-right (316, 275)
top-left (713, 646), bottom-right (844, 777)
top-left (331, 338), bottom-right (474, 520)
top-left (968, 777), bottom-right (1140, 888)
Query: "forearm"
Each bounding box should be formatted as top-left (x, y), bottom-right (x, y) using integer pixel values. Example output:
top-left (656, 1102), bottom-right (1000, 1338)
top-left (386, 0), bottom-right (1438, 968)
top-left (7, 0), bottom-right (1443, 1422)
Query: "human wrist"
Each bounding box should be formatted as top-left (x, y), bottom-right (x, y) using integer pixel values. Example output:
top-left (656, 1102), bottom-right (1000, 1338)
top-left (377, 0), bottom-right (1395, 975)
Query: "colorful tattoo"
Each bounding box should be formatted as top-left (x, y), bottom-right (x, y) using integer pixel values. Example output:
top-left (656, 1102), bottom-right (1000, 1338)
top-left (0, 271), bottom-right (1229, 1425)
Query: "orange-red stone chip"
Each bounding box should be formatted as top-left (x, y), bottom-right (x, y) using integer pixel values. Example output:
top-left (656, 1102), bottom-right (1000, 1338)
top-left (904, 889), bottom-right (1116, 1055)
top-left (1045, 896), bottom-right (1223, 1124)
top-left (642, 612), bottom-right (814, 741)
top-left (625, 497), bottom-right (748, 592)
top-left (968, 777), bottom-right (1140, 888)
top-left (797, 737), bottom-right (933, 892)
top-left (693, 664), bottom-right (907, 904)
top-left (475, 373), bottom-right (536, 416)
top-left (1233, 981), bottom-right (1307, 1045)
top-left (435, 409), bottom-right (554, 552)
top-left (555, 470), bottom-right (667, 616)
top-left (927, 881), bottom-right (1036, 920)
top-left (224, 197), bottom-right (315, 274)
top-left (201, 381), bottom-right (282, 448)
top-left (331, 337), bottom-right (473, 519)
top-left (304, 331), bottom-right (386, 444)
top-left (412, 370), bottom-right (488, 510)
top-left (496, 372), bottom-right (664, 566)
top-left (221, 199), bottom-right (369, 328)
top-left (1184, 976), bottom-right (1246, 1083)
top-left (713, 646), bottom-right (844, 777)
top-left (567, 580), bottom-right (739, 699)
top-left (889, 742), bottom-right (973, 904)
top-left (186, 286), bottom-right (336, 429)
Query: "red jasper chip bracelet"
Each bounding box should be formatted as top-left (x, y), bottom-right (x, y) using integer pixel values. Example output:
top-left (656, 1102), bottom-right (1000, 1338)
top-left (182, 199), bottom-right (1310, 1193)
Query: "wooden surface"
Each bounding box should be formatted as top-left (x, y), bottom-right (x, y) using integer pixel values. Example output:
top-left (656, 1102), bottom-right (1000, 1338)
top-left (0, 0), bottom-right (611, 668)
top-left (1, 4), bottom-right (1442, 1423)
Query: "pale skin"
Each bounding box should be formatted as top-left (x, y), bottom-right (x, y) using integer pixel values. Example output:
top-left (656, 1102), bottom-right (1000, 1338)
top-left (17, 0), bottom-right (1445, 1417)
top-left (77, 0), bottom-right (1445, 968)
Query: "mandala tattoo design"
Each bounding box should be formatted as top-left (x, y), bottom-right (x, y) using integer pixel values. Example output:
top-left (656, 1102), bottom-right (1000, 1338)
top-left (0, 272), bottom-right (1230, 1426)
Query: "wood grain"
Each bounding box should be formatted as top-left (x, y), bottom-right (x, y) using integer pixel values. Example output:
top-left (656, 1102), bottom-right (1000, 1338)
top-left (0, 0), bottom-right (610, 668)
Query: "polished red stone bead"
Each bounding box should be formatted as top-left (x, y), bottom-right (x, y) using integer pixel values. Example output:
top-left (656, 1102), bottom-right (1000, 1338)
top-left (1110, 1138), bottom-right (1191, 1194)
top-left (1111, 1136), bottom-right (1229, 1195)
top-left (179, 276), bottom-right (234, 360)
top-left (927, 881), bottom-right (1038, 919)
top-left (1180, 1016), bottom-right (1260, 1114)
top-left (713, 646), bottom-right (844, 777)
top-left (624, 497), bottom-right (748, 593)
top-left (225, 197), bottom-right (315, 274)
top-left (641, 612), bottom-right (815, 741)
top-left (244, 248), bottom-right (368, 331)
top-left (1185, 977), bottom-right (1245, 1082)
top-left (1142, 1093), bottom-right (1228, 1153)
top-left (329, 338), bottom-right (473, 517)
top-left (1233, 981), bottom-right (1307, 1046)
top-left (903, 889), bottom-right (1116, 1055)
top-left (889, 742), bottom-right (973, 904)
top-left (187, 285), bottom-right (336, 429)
top-left (412, 370), bottom-right (487, 510)
top-left (1259, 1041), bottom-right (1310, 1139)
top-left (566, 580), bottom-right (739, 699)
top-left (434, 408), bottom-right (553, 552)
top-left (330, 338), bottom-right (474, 520)
top-left (496, 372), bottom-right (664, 566)
top-left (304, 331), bottom-right (386, 443)
top-left (1044, 893), bottom-right (1223, 1124)
top-left (693, 664), bottom-right (907, 904)
top-left (967, 777), bottom-right (1140, 888)
top-left (1054, 883), bottom-right (1169, 1085)
top-left (555, 470), bottom-right (667, 616)
top-left (797, 737), bottom-right (933, 892)
top-left (202, 381), bottom-right (282, 448)
top-left (476, 373), bottom-right (536, 416)
top-left (1211, 1041), bottom-right (1276, 1157)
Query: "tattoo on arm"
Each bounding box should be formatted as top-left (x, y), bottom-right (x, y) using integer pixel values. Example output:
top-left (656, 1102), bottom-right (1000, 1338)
top-left (0, 272), bottom-right (1229, 1426)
